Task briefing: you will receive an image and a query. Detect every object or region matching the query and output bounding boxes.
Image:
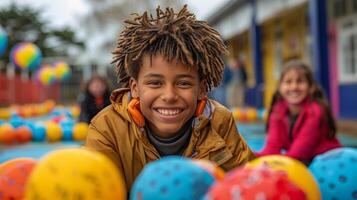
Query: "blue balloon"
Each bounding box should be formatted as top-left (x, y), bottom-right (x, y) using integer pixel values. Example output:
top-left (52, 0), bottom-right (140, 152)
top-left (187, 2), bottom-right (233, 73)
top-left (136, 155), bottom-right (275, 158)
top-left (32, 124), bottom-right (46, 142)
top-left (309, 147), bottom-right (357, 200)
top-left (130, 156), bottom-right (215, 200)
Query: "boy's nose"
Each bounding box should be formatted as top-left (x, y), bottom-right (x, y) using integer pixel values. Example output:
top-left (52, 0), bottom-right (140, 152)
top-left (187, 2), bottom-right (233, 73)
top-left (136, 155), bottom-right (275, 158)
top-left (161, 86), bottom-right (178, 102)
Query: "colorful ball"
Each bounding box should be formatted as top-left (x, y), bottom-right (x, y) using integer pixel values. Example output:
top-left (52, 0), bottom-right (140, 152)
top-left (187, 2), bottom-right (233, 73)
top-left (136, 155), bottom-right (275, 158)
top-left (205, 167), bottom-right (307, 200)
top-left (0, 26), bottom-right (8, 56)
top-left (25, 148), bottom-right (126, 200)
top-left (45, 122), bottom-right (62, 142)
top-left (0, 123), bottom-right (16, 145)
top-left (10, 42), bottom-right (42, 71)
top-left (246, 107), bottom-right (258, 121)
top-left (0, 108), bottom-right (11, 120)
top-left (72, 122), bottom-right (88, 141)
top-left (192, 159), bottom-right (225, 181)
top-left (31, 124), bottom-right (46, 142)
top-left (0, 158), bottom-right (37, 200)
top-left (36, 65), bottom-right (56, 86)
top-left (309, 147), bottom-right (357, 200)
top-left (245, 155), bottom-right (321, 200)
top-left (15, 126), bottom-right (32, 143)
top-left (53, 61), bottom-right (71, 81)
top-left (130, 156), bottom-right (215, 200)
top-left (61, 126), bottom-right (73, 141)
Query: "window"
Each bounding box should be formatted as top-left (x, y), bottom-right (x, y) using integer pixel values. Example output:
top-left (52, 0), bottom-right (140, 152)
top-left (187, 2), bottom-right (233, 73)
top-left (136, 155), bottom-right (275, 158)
top-left (338, 15), bottom-right (357, 83)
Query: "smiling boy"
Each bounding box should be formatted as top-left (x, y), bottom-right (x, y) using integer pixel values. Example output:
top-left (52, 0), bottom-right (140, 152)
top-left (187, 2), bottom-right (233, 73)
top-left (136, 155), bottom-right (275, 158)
top-left (85, 5), bottom-right (255, 192)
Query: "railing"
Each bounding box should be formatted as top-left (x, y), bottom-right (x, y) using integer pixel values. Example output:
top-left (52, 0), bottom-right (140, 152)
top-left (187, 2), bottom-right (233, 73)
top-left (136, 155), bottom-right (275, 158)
top-left (0, 73), bottom-right (60, 105)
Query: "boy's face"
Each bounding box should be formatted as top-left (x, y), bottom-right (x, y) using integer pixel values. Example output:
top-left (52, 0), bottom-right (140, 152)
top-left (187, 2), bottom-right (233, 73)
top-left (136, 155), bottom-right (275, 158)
top-left (130, 54), bottom-right (205, 138)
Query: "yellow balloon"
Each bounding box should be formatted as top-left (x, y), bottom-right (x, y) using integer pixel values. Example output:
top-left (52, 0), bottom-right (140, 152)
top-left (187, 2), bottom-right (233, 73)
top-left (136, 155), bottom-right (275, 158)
top-left (25, 148), bottom-right (126, 200)
top-left (245, 155), bottom-right (321, 200)
top-left (72, 122), bottom-right (89, 141)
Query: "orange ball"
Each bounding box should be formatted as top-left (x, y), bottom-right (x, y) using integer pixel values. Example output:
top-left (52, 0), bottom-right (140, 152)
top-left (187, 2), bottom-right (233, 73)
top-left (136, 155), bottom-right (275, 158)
top-left (15, 126), bottom-right (32, 143)
top-left (0, 124), bottom-right (16, 145)
top-left (246, 108), bottom-right (258, 121)
top-left (0, 158), bottom-right (37, 200)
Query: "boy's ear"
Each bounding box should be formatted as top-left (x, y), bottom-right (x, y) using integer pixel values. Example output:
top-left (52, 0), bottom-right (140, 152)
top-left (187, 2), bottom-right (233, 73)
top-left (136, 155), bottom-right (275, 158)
top-left (129, 77), bottom-right (139, 98)
top-left (198, 80), bottom-right (207, 100)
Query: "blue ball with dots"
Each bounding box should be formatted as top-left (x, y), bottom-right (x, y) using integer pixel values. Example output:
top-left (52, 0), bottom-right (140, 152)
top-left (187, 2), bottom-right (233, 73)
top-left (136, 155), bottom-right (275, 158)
top-left (130, 156), bottom-right (215, 200)
top-left (309, 147), bottom-right (357, 200)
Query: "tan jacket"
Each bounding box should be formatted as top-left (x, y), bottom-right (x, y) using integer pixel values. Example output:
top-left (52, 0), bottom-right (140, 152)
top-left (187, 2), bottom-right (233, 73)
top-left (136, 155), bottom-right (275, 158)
top-left (85, 88), bottom-right (255, 192)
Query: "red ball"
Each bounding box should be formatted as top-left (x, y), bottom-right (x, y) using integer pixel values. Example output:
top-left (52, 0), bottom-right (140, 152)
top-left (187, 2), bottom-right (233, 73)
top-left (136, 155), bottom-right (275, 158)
top-left (0, 158), bottom-right (37, 200)
top-left (15, 126), bottom-right (32, 143)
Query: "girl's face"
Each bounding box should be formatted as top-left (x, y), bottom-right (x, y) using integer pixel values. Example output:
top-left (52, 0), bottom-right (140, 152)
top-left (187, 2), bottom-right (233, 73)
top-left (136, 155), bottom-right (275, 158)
top-left (279, 69), bottom-right (310, 107)
top-left (130, 54), bottom-right (205, 138)
top-left (89, 79), bottom-right (107, 98)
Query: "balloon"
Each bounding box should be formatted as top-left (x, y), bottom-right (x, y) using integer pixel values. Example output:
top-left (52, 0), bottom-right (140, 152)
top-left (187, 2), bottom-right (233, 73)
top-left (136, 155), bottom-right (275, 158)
top-left (10, 42), bottom-right (42, 71)
top-left (36, 65), bottom-right (56, 86)
top-left (25, 148), bottom-right (126, 200)
top-left (53, 61), bottom-right (71, 81)
top-left (0, 26), bottom-right (8, 56)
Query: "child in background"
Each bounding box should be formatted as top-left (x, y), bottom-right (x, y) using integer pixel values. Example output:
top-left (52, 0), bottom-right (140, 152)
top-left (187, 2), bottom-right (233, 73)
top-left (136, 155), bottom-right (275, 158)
top-left (78, 75), bottom-right (111, 123)
top-left (256, 60), bottom-right (341, 165)
top-left (85, 5), bottom-right (255, 193)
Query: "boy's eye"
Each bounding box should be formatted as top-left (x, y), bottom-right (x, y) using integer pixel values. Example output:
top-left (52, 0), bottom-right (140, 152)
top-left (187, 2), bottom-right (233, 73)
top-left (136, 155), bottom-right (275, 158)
top-left (146, 80), bottom-right (162, 87)
top-left (177, 81), bottom-right (192, 88)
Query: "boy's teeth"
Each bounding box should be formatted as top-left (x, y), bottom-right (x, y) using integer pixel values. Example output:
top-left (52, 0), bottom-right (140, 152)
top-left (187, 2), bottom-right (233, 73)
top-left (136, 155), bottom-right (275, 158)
top-left (157, 109), bottom-right (180, 116)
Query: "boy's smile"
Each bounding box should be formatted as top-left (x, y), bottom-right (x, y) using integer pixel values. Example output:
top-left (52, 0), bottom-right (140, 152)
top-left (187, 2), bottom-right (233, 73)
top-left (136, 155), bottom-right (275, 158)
top-left (130, 53), bottom-right (205, 138)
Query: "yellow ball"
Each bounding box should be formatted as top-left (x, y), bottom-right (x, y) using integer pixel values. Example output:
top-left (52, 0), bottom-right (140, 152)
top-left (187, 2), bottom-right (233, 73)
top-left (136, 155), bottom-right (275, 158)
top-left (245, 155), bottom-right (321, 200)
top-left (72, 122), bottom-right (88, 141)
top-left (246, 108), bottom-right (258, 121)
top-left (0, 108), bottom-right (11, 120)
top-left (25, 148), bottom-right (126, 200)
top-left (45, 122), bottom-right (62, 142)
top-left (71, 105), bottom-right (80, 118)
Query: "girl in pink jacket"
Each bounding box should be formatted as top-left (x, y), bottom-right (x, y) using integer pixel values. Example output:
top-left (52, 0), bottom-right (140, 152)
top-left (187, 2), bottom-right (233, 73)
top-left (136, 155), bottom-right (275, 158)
top-left (256, 60), bottom-right (341, 164)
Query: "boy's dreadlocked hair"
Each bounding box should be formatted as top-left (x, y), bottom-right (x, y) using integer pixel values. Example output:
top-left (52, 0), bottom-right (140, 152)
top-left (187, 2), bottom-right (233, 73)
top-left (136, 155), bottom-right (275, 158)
top-left (112, 5), bottom-right (228, 92)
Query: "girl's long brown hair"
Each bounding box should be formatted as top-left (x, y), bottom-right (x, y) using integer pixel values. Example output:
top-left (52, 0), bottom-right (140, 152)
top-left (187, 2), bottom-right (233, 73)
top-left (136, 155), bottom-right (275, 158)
top-left (266, 60), bottom-right (337, 138)
top-left (111, 5), bottom-right (227, 92)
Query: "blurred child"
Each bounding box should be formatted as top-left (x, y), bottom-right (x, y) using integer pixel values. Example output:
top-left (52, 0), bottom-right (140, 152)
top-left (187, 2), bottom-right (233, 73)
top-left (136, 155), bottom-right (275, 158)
top-left (85, 5), bottom-right (255, 193)
top-left (78, 75), bottom-right (111, 123)
top-left (256, 60), bottom-right (341, 164)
